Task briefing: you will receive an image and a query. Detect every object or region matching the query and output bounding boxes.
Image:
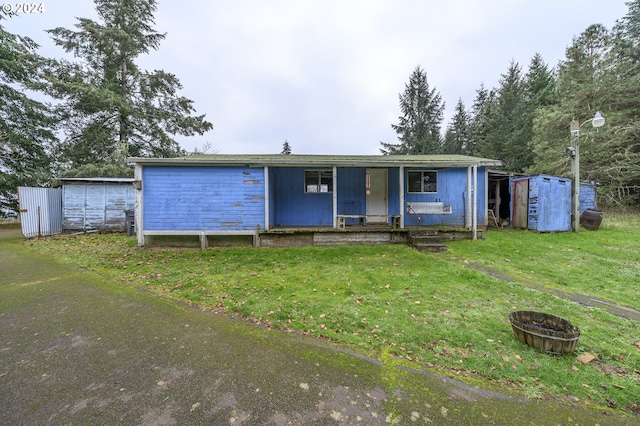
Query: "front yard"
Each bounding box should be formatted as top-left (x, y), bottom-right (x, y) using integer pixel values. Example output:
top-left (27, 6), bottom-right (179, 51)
top-left (24, 212), bottom-right (640, 415)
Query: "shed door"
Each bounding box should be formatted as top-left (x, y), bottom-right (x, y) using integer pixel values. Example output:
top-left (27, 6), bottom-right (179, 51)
top-left (512, 179), bottom-right (529, 229)
top-left (366, 169), bottom-right (388, 224)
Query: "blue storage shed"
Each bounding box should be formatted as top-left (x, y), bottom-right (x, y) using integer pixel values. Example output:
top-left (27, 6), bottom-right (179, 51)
top-left (128, 154), bottom-right (502, 247)
top-left (511, 175), bottom-right (599, 232)
top-left (512, 175), bottom-right (572, 232)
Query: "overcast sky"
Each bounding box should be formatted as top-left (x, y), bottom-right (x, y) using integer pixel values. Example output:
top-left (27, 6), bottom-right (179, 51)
top-left (4, 1), bottom-right (630, 155)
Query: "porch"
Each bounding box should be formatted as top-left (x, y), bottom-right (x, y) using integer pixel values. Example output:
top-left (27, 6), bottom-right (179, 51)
top-left (256, 225), bottom-right (483, 250)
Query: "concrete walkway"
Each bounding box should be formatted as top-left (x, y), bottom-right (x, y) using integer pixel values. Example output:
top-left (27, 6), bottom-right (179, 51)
top-left (1, 228), bottom-right (637, 425)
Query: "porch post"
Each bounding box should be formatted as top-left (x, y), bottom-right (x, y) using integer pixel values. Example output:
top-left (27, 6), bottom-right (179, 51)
top-left (465, 166), bottom-right (472, 229)
top-left (472, 165), bottom-right (478, 240)
top-left (399, 166), bottom-right (404, 229)
top-left (134, 164), bottom-right (144, 247)
top-left (333, 166), bottom-right (338, 229)
top-left (263, 166), bottom-right (270, 230)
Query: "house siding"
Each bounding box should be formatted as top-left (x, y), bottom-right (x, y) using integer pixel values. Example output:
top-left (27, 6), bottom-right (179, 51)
top-left (143, 166), bottom-right (265, 231)
top-left (271, 167), bottom-right (333, 227)
top-left (404, 167), bottom-right (487, 227)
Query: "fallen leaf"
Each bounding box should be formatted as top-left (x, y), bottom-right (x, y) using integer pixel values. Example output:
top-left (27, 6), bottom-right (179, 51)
top-left (570, 365), bottom-right (579, 371)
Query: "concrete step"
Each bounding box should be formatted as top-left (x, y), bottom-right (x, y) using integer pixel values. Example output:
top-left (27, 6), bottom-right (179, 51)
top-left (409, 235), bottom-right (443, 244)
top-left (412, 242), bottom-right (448, 253)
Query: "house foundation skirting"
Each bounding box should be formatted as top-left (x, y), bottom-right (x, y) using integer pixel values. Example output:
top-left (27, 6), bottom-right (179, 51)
top-left (140, 227), bottom-right (483, 249)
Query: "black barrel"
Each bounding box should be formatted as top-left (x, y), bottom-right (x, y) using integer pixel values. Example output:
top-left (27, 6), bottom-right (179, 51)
top-left (580, 208), bottom-right (603, 231)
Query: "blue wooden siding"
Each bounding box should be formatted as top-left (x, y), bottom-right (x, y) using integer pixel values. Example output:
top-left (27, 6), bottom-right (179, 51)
top-left (143, 165), bottom-right (486, 230)
top-left (404, 167), bottom-right (487, 227)
top-left (270, 167), bottom-right (402, 227)
top-left (270, 167), bottom-right (333, 226)
top-left (336, 168), bottom-right (366, 225)
top-left (143, 166), bottom-right (265, 231)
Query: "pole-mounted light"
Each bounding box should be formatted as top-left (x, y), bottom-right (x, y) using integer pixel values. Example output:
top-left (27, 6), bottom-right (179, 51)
top-left (569, 111), bottom-right (605, 232)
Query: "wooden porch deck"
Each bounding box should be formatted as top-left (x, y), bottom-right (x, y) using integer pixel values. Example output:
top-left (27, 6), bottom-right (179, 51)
top-left (258, 225), bottom-right (482, 248)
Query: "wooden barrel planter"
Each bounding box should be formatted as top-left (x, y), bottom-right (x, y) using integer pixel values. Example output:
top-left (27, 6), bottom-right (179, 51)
top-left (509, 311), bottom-right (580, 354)
top-left (580, 209), bottom-right (604, 231)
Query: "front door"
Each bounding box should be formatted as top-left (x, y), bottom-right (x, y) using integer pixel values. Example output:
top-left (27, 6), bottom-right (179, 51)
top-left (366, 169), bottom-right (388, 224)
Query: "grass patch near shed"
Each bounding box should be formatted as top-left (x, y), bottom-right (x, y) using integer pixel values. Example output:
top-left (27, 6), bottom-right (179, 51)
top-left (24, 214), bottom-right (640, 415)
top-left (441, 211), bottom-right (640, 311)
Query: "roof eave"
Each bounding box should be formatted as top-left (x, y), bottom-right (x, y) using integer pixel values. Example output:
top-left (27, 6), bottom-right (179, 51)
top-left (127, 155), bottom-right (502, 168)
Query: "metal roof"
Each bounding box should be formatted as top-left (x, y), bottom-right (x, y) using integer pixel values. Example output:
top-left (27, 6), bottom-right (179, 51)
top-left (58, 177), bottom-right (135, 183)
top-left (128, 154), bottom-right (502, 168)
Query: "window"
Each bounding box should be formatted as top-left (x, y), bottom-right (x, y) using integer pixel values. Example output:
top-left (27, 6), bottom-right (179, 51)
top-left (408, 170), bottom-right (438, 193)
top-left (305, 170), bottom-right (333, 193)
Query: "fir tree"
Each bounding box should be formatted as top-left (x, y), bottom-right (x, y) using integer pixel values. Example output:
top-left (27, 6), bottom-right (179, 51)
top-left (281, 140), bottom-right (292, 155)
top-left (0, 22), bottom-right (56, 215)
top-left (381, 66), bottom-right (445, 155)
top-left (46, 0), bottom-right (213, 170)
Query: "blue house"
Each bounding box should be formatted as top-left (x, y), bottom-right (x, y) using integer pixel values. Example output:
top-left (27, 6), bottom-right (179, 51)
top-left (128, 154), bottom-right (501, 248)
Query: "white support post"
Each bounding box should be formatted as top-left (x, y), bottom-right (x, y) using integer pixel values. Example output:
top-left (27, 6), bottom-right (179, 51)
top-left (264, 166), bottom-right (270, 230)
top-left (333, 166), bottom-right (338, 229)
top-left (399, 166), bottom-right (405, 229)
top-left (465, 166), bottom-right (472, 229)
top-left (134, 164), bottom-right (144, 247)
top-left (472, 165), bottom-right (478, 240)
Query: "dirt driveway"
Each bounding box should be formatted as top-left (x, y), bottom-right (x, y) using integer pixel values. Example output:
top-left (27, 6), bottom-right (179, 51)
top-left (1, 228), bottom-right (637, 425)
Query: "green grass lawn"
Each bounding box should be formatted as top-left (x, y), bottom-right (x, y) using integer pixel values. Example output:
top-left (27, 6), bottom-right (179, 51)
top-left (23, 212), bottom-right (640, 415)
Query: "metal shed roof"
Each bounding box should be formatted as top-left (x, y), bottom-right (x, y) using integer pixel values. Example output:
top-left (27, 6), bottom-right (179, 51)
top-left (58, 177), bottom-right (134, 183)
top-left (128, 154), bottom-right (502, 168)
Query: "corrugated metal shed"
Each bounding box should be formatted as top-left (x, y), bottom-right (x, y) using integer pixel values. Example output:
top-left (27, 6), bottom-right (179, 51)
top-left (17, 187), bottom-right (63, 238)
top-left (60, 178), bottom-right (135, 233)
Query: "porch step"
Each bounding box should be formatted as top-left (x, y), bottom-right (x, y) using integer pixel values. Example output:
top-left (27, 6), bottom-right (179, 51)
top-left (412, 242), bottom-right (448, 253)
top-left (407, 231), bottom-right (448, 253)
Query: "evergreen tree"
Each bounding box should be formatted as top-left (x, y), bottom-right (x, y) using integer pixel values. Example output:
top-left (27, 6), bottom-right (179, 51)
top-left (524, 53), bottom-right (555, 109)
top-left (605, 2), bottom-right (640, 206)
top-left (528, 24), bottom-right (629, 203)
top-left (380, 66), bottom-right (445, 155)
top-left (0, 22), bottom-right (56, 215)
top-left (512, 54), bottom-right (556, 172)
top-left (479, 61), bottom-right (528, 171)
top-left (281, 140), bottom-right (292, 155)
top-left (467, 84), bottom-right (493, 157)
top-left (442, 98), bottom-right (471, 155)
top-left (45, 0), bottom-right (213, 170)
